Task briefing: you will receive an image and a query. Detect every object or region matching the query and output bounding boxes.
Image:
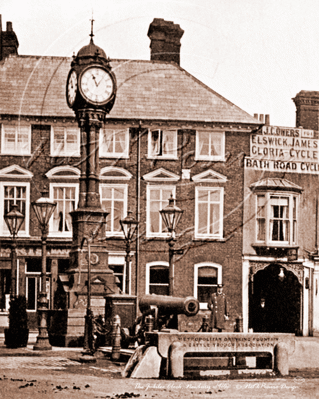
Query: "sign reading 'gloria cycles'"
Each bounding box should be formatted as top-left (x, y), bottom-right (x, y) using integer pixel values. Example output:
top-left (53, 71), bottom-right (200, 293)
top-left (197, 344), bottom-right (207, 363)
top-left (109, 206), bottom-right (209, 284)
top-left (247, 125), bottom-right (319, 173)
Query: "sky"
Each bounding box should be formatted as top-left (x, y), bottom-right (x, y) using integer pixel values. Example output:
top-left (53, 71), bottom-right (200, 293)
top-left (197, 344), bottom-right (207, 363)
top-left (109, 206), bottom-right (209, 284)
top-left (1, 0), bottom-right (319, 127)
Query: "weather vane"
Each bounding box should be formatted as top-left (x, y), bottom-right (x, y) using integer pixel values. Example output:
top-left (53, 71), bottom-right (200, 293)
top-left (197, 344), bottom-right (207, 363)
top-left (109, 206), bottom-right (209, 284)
top-left (90, 11), bottom-right (94, 42)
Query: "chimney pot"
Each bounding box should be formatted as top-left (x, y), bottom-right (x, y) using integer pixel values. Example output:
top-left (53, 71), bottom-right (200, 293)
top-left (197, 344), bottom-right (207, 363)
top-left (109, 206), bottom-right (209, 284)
top-left (253, 113), bottom-right (259, 119)
top-left (265, 114), bottom-right (270, 125)
top-left (259, 114), bottom-right (264, 123)
top-left (6, 21), bottom-right (12, 32)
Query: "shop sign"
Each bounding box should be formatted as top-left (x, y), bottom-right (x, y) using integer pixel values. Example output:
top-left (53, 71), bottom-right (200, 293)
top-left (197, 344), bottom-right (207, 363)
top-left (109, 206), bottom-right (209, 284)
top-left (248, 125), bottom-right (319, 174)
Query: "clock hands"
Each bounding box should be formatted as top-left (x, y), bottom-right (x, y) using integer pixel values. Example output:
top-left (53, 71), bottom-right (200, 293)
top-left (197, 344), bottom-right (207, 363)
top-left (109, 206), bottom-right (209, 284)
top-left (92, 74), bottom-right (99, 87)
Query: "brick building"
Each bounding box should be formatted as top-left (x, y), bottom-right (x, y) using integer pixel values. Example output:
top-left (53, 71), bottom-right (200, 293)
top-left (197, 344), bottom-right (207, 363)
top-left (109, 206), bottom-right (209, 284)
top-left (243, 100), bottom-right (319, 336)
top-left (0, 15), bottom-right (283, 334)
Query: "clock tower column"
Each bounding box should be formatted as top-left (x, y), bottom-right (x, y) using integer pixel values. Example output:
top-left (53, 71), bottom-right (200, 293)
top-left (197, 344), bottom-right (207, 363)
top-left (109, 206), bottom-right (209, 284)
top-left (64, 32), bottom-right (120, 344)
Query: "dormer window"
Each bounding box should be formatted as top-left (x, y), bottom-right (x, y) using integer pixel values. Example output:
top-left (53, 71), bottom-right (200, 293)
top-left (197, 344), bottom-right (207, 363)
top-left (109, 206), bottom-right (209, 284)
top-left (252, 178), bottom-right (302, 247)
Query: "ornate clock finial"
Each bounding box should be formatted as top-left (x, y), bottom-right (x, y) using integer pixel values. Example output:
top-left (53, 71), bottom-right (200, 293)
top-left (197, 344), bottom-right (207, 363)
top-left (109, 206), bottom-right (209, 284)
top-left (90, 12), bottom-right (95, 43)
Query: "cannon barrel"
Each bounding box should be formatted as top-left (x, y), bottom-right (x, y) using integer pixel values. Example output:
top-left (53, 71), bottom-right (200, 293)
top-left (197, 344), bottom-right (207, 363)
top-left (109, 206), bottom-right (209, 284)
top-left (139, 294), bottom-right (199, 317)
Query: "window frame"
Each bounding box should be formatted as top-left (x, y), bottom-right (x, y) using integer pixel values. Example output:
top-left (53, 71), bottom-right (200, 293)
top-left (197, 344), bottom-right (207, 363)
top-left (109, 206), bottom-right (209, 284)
top-left (49, 183), bottom-right (79, 238)
top-left (100, 183), bottom-right (128, 237)
top-left (0, 181), bottom-right (30, 237)
top-left (1, 124), bottom-right (31, 155)
top-left (195, 130), bottom-right (225, 161)
top-left (146, 261), bottom-right (169, 295)
top-left (147, 129), bottom-right (178, 159)
top-left (108, 255), bottom-right (127, 294)
top-left (195, 187), bottom-right (224, 239)
top-left (99, 128), bottom-right (129, 158)
top-left (146, 185), bottom-right (176, 238)
top-left (255, 191), bottom-right (299, 246)
top-left (194, 263), bottom-right (222, 309)
top-left (51, 126), bottom-right (80, 157)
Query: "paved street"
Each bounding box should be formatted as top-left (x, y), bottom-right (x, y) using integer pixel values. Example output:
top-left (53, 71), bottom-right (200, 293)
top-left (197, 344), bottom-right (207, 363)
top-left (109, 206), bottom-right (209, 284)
top-left (1, 336), bottom-right (319, 398)
top-left (1, 367), bottom-right (319, 399)
top-left (1, 353), bottom-right (319, 398)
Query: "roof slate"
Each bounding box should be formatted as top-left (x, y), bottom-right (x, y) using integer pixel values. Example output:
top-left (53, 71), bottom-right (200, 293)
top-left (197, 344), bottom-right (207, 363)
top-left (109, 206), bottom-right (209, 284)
top-left (0, 55), bottom-right (259, 124)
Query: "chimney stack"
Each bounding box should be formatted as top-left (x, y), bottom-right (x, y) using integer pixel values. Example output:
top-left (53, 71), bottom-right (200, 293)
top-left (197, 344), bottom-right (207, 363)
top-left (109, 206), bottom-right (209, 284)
top-left (147, 18), bottom-right (184, 65)
top-left (0, 15), bottom-right (19, 61)
top-left (293, 91), bottom-right (319, 131)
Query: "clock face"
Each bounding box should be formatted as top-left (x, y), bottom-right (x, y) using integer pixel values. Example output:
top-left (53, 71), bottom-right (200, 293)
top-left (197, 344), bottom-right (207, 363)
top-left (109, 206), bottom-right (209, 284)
top-left (67, 70), bottom-right (77, 107)
top-left (80, 66), bottom-right (114, 105)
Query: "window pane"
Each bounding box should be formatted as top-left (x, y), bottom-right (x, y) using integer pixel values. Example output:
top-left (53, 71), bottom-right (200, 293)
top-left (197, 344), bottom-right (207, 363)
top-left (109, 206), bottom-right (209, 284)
top-left (198, 132), bottom-right (209, 156)
top-left (257, 195), bottom-right (266, 221)
top-left (113, 201), bottom-right (124, 232)
top-left (163, 131), bottom-right (175, 155)
top-left (198, 266), bottom-right (217, 278)
top-left (197, 266), bottom-right (218, 303)
top-left (109, 264), bottom-right (124, 292)
top-left (149, 188), bottom-right (172, 234)
top-left (150, 267), bottom-right (169, 284)
top-left (66, 130), bottom-right (78, 153)
top-left (101, 186), bottom-right (112, 199)
top-left (114, 131), bottom-right (126, 153)
top-left (103, 200), bottom-right (112, 231)
top-left (270, 196), bottom-right (289, 242)
top-left (151, 130), bottom-right (160, 155)
top-left (257, 219), bottom-right (265, 241)
top-left (198, 203), bottom-right (208, 234)
top-left (150, 285), bottom-right (169, 295)
top-left (149, 266), bottom-right (169, 296)
top-left (53, 128), bottom-right (64, 153)
top-left (150, 201), bottom-right (160, 233)
top-left (52, 186), bottom-right (75, 233)
top-left (0, 270), bottom-right (11, 311)
top-left (210, 133), bottom-right (222, 156)
top-left (209, 203), bottom-right (220, 234)
top-left (27, 277), bottom-right (36, 310)
top-left (101, 186), bottom-right (126, 234)
top-left (4, 186), bottom-right (26, 231)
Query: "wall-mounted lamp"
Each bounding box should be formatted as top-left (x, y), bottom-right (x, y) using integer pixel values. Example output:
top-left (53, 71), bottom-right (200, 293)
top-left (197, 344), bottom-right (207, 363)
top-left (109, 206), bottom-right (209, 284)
top-left (278, 267), bottom-right (285, 282)
top-left (260, 298), bottom-right (265, 308)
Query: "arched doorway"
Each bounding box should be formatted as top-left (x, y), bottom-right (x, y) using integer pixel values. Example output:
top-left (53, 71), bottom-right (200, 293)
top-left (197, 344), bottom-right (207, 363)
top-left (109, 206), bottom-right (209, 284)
top-left (249, 263), bottom-right (301, 333)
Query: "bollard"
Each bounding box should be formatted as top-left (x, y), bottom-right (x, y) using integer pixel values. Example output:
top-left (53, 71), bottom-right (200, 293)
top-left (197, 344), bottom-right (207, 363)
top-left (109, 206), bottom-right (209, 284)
top-left (201, 315), bottom-right (209, 332)
top-left (236, 316), bottom-right (243, 332)
top-left (274, 342), bottom-right (289, 376)
top-left (111, 314), bottom-right (121, 361)
top-left (145, 315), bottom-right (154, 332)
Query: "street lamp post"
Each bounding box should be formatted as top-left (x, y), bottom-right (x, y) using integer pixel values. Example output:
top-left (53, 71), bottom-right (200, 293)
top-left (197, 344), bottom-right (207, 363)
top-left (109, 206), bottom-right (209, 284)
top-left (160, 195), bottom-right (183, 296)
top-left (32, 196), bottom-right (57, 351)
top-left (4, 204), bottom-right (25, 299)
top-left (120, 210), bottom-right (139, 294)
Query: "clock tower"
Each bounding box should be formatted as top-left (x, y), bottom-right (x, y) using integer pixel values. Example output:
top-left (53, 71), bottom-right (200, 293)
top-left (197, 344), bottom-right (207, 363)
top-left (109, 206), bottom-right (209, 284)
top-left (63, 25), bottom-right (121, 346)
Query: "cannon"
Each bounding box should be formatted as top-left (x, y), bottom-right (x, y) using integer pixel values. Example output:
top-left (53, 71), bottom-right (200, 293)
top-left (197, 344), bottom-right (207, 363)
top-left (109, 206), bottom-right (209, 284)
top-left (121, 294), bottom-right (199, 347)
top-left (139, 294), bottom-right (199, 317)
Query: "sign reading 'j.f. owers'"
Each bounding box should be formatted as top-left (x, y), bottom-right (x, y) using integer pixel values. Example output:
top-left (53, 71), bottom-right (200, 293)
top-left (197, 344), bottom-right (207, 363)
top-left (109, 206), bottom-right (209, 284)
top-left (246, 125), bottom-right (319, 174)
